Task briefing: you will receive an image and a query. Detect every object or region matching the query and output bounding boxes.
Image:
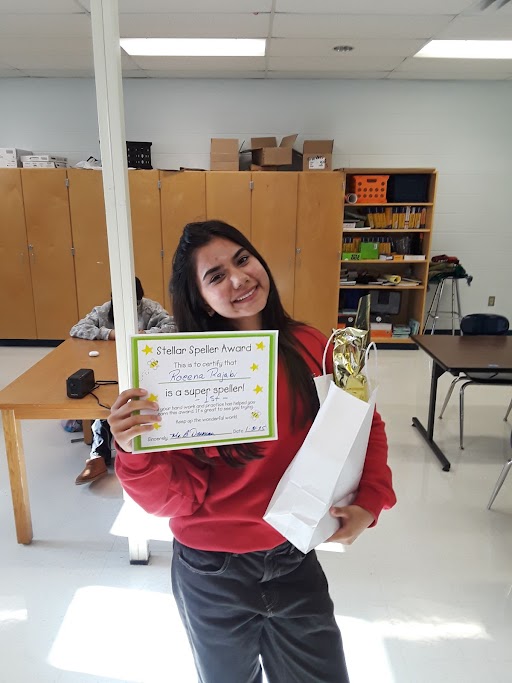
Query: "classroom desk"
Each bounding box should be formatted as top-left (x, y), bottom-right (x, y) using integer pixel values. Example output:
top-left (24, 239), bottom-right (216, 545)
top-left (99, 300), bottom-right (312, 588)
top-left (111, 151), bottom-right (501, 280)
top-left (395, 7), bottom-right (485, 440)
top-left (0, 338), bottom-right (118, 545)
top-left (411, 334), bottom-right (512, 471)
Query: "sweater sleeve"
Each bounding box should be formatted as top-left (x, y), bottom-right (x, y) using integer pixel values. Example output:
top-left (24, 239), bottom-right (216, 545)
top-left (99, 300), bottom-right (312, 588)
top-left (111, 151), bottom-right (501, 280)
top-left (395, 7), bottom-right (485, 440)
top-left (69, 304), bottom-right (112, 341)
top-left (141, 299), bottom-right (177, 334)
top-left (115, 447), bottom-right (210, 518)
top-left (353, 409), bottom-right (396, 525)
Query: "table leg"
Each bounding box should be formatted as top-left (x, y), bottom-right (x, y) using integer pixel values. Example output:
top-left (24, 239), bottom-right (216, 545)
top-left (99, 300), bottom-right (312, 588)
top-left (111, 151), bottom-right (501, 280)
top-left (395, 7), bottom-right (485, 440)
top-left (412, 360), bottom-right (451, 471)
top-left (82, 419), bottom-right (93, 446)
top-left (2, 410), bottom-right (33, 544)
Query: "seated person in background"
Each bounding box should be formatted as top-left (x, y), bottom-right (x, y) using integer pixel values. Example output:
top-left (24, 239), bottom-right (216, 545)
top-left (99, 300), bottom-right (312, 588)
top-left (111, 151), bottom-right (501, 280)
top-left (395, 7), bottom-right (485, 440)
top-left (69, 276), bottom-right (175, 485)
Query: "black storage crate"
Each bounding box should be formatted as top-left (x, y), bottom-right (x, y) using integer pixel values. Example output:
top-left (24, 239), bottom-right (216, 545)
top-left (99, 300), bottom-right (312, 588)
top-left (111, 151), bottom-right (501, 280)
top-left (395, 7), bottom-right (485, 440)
top-left (387, 174), bottom-right (429, 203)
top-left (126, 141), bottom-right (152, 169)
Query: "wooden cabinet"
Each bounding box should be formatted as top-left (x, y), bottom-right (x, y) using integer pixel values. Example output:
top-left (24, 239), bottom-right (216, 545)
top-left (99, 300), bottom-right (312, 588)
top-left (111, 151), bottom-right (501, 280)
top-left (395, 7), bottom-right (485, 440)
top-left (1, 169), bottom-right (346, 340)
top-left (251, 172), bottom-right (298, 317)
top-left (67, 169), bottom-right (110, 319)
top-left (129, 170), bottom-right (164, 306)
top-left (0, 170), bottom-right (37, 339)
top-left (206, 172), bottom-right (251, 238)
top-left (21, 169), bottom-right (78, 339)
top-left (340, 169), bottom-right (437, 344)
top-left (160, 171), bottom-right (206, 311)
top-left (294, 172), bottom-right (344, 336)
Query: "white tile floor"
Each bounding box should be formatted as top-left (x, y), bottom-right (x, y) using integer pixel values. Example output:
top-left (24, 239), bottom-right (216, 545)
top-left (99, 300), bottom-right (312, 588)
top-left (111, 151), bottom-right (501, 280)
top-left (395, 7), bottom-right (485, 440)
top-left (1, 345), bottom-right (511, 683)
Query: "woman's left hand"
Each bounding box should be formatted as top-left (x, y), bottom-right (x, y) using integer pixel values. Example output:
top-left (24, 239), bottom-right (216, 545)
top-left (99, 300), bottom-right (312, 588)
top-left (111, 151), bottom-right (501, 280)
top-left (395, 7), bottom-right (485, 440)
top-left (327, 505), bottom-right (375, 545)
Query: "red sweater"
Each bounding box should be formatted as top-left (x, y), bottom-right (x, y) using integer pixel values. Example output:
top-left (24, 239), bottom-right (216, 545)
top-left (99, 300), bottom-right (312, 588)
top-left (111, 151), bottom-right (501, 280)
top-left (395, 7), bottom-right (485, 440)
top-left (115, 325), bottom-right (396, 553)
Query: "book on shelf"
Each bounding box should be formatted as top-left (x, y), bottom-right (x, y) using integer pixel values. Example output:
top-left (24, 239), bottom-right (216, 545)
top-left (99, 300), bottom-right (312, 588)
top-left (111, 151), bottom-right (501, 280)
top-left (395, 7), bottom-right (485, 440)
top-left (408, 318), bottom-right (420, 335)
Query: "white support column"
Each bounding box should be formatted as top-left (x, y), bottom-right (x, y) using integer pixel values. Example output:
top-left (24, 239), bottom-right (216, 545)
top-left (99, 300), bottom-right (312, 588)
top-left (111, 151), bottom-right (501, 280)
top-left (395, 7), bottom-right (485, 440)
top-left (90, 0), bottom-right (137, 391)
top-left (90, 0), bottom-right (149, 564)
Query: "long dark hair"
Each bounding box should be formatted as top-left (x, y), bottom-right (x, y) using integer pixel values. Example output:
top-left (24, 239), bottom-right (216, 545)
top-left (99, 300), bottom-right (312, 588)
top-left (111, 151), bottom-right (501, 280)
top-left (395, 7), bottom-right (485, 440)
top-left (170, 220), bottom-right (321, 467)
top-left (108, 277), bottom-right (144, 326)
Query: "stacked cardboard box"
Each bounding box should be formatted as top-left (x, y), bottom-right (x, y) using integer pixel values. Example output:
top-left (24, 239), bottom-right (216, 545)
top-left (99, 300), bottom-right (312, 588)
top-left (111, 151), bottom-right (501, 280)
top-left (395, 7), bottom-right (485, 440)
top-left (249, 134), bottom-right (298, 170)
top-left (0, 148), bottom-right (33, 168)
top-left (21, 154), bottom-right (68, 168)
top-left (210, 139), bottom-right (239, 171)
top-left (302, 140), bottom-right (333, 171)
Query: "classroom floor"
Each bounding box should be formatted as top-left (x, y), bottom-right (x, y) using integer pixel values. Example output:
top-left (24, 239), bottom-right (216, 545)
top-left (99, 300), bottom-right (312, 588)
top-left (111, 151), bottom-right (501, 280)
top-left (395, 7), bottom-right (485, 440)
top-left (1, 344), bottom-right (511, 683)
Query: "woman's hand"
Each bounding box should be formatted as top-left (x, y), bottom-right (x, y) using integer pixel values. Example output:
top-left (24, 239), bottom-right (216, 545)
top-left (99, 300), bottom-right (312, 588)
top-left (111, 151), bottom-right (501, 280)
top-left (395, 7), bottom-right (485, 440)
top-left (327, 505), bottom-right (375, 546)
top-left (108, 388), bottom-right (160, 452)
top-left (108, 329), bottom-right (116, 340)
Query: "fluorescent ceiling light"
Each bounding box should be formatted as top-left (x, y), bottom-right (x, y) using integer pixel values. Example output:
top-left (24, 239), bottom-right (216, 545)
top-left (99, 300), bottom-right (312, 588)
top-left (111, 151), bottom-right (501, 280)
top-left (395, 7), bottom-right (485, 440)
top-left (415, 40), bottom-right (512, 59)
top-left (120, 38), bottom-right (266, 57)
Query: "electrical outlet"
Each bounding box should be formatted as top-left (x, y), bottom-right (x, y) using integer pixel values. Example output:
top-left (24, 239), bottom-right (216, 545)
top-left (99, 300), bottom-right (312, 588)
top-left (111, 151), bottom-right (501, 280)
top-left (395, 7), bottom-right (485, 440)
top-left (488, 296), bottom-right (495, 307)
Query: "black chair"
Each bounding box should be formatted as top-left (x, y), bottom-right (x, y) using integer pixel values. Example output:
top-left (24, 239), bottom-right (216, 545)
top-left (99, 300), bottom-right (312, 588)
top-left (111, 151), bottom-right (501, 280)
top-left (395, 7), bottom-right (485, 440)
top-left (487, 431), bottom-right (512, 510)
top-left (438, 314), bottom-right (512, 449)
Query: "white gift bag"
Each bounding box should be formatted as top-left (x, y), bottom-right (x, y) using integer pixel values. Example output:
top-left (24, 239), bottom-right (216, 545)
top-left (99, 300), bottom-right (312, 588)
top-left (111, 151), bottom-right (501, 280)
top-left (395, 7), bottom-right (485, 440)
top-left (264, 338), bottom-right (377, 554)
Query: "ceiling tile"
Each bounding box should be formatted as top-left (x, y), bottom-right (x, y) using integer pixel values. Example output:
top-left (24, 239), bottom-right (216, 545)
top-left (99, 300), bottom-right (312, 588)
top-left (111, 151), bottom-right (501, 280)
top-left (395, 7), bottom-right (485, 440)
top-left (268, 70), bottom-right (391, 79)
top-left (127, 56), bottom-right (266, 71)
top-left (127, 70), bottom-right (266, 78)
top-left (388, 71), bottom-right (510, 80)
top-left (272, 14), bottom-right (454, 39)
top-left (4, 53), bottom-right (94, 69)
top-left (21, 68), bottom-right (95, 77)
top-left (120, 13), bottom-right (269, 38)
top-left (0, 37), bottom-right (93, 56)
top-left (0, 68), bottom-right (25, 76)
top-left (0, 0), bottom-right (85, 13)
top-left (115, 0), bottom-right (272, 12)
top-left (269, 38), bottom-right (427, 57)
top-left (0, 13), bottom-right (91, 36)
top-left (396, 56), bottom-right (512, 72)
top-left (436, 15), bottom-right (512, 39)
top-left (275, 0), bottom-right (475, 15)
top-left (269, 56), bottom-right (403, 71)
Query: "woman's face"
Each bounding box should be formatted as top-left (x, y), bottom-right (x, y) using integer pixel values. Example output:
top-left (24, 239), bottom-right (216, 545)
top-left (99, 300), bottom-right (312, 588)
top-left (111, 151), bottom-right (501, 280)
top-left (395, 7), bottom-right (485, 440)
top-left (195, 237), bottom-right (270, 330)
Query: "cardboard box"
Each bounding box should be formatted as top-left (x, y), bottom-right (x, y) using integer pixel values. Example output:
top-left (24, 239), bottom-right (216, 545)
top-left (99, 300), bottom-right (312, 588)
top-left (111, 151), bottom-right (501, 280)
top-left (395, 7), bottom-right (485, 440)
top-left (22, 161), bottom-right (68, 168)
top-left (302, 140), bottom-right (333, 171)
top-left (210, 139), bottom-right (239, 171)
top-left (0, 148), bottom-right (32, 166)
top-left (250, 134), bottom-right (298, 167)
top-left (21, 154), bottom-right (67, 163)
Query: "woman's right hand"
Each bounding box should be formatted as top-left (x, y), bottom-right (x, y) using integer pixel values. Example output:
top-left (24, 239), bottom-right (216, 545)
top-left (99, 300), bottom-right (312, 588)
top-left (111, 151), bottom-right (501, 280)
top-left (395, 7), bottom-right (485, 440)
top-left (108, 329), bottom-right (116, 340)
top-left (108, 388), bottom-right (161, 452)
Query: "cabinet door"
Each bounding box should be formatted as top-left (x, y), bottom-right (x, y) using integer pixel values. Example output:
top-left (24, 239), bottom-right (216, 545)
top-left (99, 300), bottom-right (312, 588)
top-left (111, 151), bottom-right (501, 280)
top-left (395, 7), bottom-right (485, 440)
top-left (206, 172), bottom-right (251, 238)
top-left (251, 172), bottom-right (298, 316)
top-left (294, 173), bottom-right (343, 336)
top-left (21, 169), bottom-right (78, 339)
top-left (0, 170), bottom-right (37, 339)
top-left (129, 170), bottom-right (164, 306)
top-left (67, 169), bottom-right (110, 319)
top-left (160, 171), bottom-right (206, 311)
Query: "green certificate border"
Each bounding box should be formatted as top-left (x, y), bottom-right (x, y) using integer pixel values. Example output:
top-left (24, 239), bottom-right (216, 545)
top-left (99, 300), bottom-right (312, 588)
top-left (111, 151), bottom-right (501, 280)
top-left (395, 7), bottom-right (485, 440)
top-left (131, 331), bottom-right (278, 451)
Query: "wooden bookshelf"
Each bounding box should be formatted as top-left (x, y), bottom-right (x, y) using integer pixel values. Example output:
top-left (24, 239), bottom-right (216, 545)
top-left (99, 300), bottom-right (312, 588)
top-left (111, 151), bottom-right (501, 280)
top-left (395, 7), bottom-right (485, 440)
top-left (340, 168), bottom-right (437, 346)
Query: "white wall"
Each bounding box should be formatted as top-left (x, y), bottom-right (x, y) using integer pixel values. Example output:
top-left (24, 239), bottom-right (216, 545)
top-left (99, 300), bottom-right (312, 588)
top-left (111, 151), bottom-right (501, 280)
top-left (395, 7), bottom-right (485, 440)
top-left (1, 77), bottom-right (511, 324)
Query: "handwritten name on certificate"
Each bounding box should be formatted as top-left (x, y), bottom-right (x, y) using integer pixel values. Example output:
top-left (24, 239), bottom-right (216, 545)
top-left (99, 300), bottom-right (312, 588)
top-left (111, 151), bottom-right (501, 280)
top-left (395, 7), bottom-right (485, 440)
top-left (131, 331), bottom-right (278, 453)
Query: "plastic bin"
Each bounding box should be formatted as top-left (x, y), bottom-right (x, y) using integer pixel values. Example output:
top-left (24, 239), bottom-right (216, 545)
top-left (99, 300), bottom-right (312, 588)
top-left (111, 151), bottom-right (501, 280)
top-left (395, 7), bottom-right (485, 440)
top-left (126, 141), bottom-right (152, 169)
top-left (347, 175), bottom-right (389, 204)
top-left (387, 174), bottom-right (429, 203)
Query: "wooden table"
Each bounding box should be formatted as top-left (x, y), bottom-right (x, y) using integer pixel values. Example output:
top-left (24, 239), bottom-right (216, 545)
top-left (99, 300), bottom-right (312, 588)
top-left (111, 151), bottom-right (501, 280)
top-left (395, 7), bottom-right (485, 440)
top-left (0, 338), bottom-right (118, 544)
top-left (411, 334), bottom-right (512, 471)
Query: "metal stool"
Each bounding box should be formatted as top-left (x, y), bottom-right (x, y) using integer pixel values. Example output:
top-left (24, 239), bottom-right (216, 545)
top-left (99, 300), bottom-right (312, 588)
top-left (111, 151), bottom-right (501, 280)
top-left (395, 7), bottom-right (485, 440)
top-left (423, 275), bottom-right (471, 334)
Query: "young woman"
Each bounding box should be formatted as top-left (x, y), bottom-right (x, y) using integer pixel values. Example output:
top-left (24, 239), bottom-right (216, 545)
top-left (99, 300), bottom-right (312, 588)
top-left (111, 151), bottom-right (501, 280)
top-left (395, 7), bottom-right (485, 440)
top-left (70, 276), bottom-right (175, 484)
top-left (109, 221), bottom-right (396, 683)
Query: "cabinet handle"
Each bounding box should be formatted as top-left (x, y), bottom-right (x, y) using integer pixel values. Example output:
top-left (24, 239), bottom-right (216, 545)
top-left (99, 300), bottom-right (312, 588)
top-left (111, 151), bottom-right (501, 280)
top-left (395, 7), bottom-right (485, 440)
top-left (296, 248), bottom-right (301, 254)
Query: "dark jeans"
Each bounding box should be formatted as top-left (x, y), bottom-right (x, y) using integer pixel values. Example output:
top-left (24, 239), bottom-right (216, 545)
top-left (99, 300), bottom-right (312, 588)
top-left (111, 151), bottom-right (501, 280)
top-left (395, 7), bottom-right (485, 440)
top-left (90, 418), bottom-right (112, 465)
top-left (171, 539), bottom-right (350, 683)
